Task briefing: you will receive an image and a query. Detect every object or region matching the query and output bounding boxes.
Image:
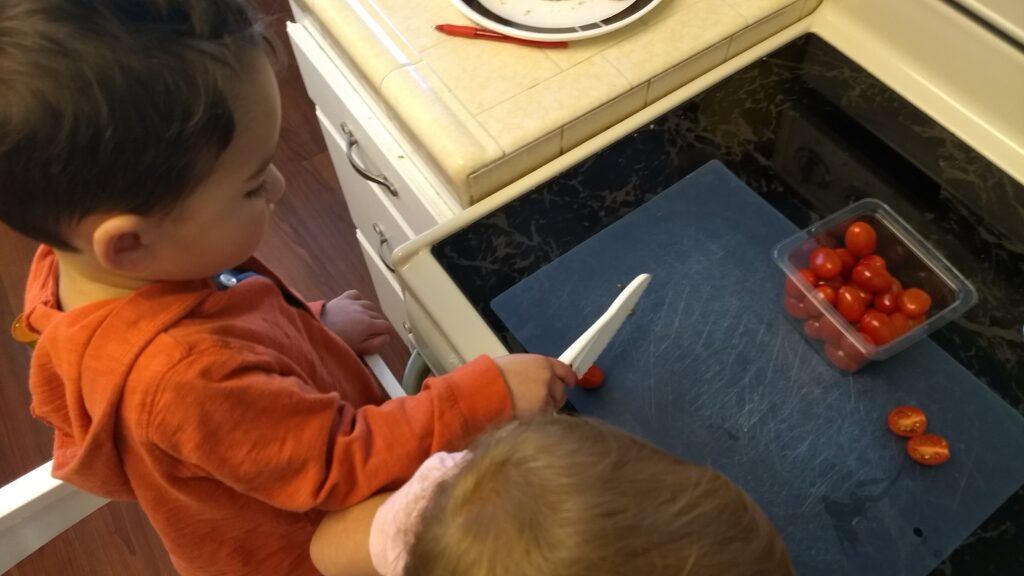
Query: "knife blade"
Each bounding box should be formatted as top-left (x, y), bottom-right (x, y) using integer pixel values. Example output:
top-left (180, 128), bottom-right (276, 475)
top-left (558, 273), bottom-right (652, 377)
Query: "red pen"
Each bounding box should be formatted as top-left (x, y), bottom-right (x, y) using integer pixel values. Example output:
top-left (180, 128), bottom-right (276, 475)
top-left (434, 24), bottom-right (568, 49)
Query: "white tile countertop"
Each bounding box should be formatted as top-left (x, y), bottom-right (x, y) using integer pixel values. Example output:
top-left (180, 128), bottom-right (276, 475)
top-left (294, 0), bottom-right (819, 206)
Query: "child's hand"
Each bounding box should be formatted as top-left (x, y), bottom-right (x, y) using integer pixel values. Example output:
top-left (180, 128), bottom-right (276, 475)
top-left (321, 290), bottom-right (392, 355)
top-left (492, 354), bottom-right (577, 418)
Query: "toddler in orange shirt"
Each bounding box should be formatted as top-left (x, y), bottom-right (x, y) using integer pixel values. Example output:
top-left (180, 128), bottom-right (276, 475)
top-left (0, 1), bottom-right (574, 574)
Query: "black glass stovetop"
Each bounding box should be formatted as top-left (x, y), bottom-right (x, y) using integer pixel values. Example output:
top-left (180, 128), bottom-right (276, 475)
top-left (432, 34), bottom-right (1024, 575)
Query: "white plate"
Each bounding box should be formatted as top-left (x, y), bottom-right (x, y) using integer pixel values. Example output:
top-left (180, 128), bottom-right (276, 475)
top-left (451, 0), bottom-right (663, 42)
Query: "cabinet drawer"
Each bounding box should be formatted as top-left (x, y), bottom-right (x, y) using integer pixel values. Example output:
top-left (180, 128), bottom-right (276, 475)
top-left (318, 109), bottom-right (412, 269)
top-left (356, 229), bottom-right (412, 350)
top-left (287, 22), bottom-right (445, 234)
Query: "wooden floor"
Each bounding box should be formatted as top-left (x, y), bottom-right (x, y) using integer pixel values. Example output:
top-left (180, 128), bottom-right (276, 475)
top-left (1, 1), bottom-right (410, 573)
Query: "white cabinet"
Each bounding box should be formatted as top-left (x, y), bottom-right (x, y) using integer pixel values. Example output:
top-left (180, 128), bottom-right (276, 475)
top-left (318, 111), bottom-right (412, 274)
top-left (355, 228), bottom-right (413, 348)
top-left (318, 111), bottom-right (414, 348)
top-left (286, 21), bottom-right (460, 354)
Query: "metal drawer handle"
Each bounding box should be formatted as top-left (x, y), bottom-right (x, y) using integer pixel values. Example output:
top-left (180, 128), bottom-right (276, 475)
top-left (372, 223), bottom-right (396, 273)
top-left (340, 122), bottom-right (398, 198)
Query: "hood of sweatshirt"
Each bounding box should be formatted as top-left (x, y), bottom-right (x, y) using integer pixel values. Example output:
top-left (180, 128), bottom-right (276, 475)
top-left (21, 246), bottom-right (210, 499)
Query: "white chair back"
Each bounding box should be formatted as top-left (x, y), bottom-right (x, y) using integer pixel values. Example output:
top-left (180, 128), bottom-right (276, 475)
top-left (0, 461), bottom-right (107, 572)
top-left (0, 354), bottom-right (402, 571)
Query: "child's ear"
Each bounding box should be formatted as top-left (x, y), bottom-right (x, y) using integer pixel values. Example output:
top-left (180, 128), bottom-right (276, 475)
top-left (91, 214), bottom-right (152, 274)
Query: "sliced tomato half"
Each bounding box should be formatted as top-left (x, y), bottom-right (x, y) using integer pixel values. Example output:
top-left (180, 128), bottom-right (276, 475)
top-left (887, 406), bottom-right (927, 438)
top-left (906, 434), bottom-right (950, 466)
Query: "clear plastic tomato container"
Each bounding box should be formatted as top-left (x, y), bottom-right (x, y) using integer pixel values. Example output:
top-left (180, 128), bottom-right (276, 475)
top-left (771, 199), bottom-right (977, 372)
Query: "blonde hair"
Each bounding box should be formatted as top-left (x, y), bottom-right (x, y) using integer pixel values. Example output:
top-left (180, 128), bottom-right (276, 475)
top-left (404, 416), bottom-right (793, 576)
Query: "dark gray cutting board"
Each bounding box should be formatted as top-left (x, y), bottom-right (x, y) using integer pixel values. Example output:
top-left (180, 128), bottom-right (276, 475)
top-left (491, 161), bottom-right (1024, 576)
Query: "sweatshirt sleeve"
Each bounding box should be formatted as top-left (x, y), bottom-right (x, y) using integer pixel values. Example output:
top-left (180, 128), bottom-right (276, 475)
top-left (305, 299), bottom-right (325, 320)
top-left (146, 353), bottom-right (512, 512)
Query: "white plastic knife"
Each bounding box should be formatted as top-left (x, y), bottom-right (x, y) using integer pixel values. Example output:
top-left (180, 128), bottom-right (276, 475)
top-left (558, 273), bottom-right (652, 377)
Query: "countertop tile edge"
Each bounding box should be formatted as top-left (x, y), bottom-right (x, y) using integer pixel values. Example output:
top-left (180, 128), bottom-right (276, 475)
top-left (298, 0), bottom-right (809, 204)
top-left (380, 63), bottom-right (504, 207)
top-left (301, 0), bottom-right (421, 88)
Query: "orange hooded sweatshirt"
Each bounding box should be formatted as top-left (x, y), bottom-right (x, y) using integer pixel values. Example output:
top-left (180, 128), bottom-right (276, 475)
top-left (20, 246), bottom-right (512, 575)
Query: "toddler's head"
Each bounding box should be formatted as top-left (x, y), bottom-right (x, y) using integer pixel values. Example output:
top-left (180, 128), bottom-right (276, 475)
top-left (406, 416), bottom-right (793, 576)
top-left (0, 0), bottom-right (284, 281)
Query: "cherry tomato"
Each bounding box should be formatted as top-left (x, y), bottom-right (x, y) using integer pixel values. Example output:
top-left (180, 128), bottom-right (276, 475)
top-left (908, 314), bottom-right (925, 329)
top-left (817, 276), bottom-right (843, 290)
top-left (785, 268), bottom-right (817, 298)
top-left (819, 315), bottom-right (845, 345)
top-left (834, 248), bottom-right (857, 277)
top-left (845, 221), bottom-right (878, 257)
top-left (783, 296), bottom-right (809, 320)
top-left (824, 342), bottom-right (860, 372)
top-left (846, 284), bottom-right (873, 306)
top-left (814, 285), bottom-right (837, 306)
top-left (578, 365), bottom-right (605, 389)
top-left (840, 331), bottom-right (874, 367)
top-left (852, 264), bottom-right (894, 294)
top-left (858, 254), bottom-right (887, 269)
top-left (873, 291), bottom-right (898, 314)
top-left (906, 434), bottom-right (950, 466)
top-left (804, 318), bottom-right (823, 340)
top-left (887, 406), bottom-right (928, 437)
top-left (889, 312), bottom-right (912, 337)
top-left (836, 286), bottom-right (866, 323)
top-left (809, 247), bottom-right (843, 280)
top-left (798, 268), bottom-right (817, 285)
top-left (860, 310), bottom-right (896, 345)
top-left (875, 279), bottom-right (903, 314)
top-left (898, 288), bottom-right (932, 318)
